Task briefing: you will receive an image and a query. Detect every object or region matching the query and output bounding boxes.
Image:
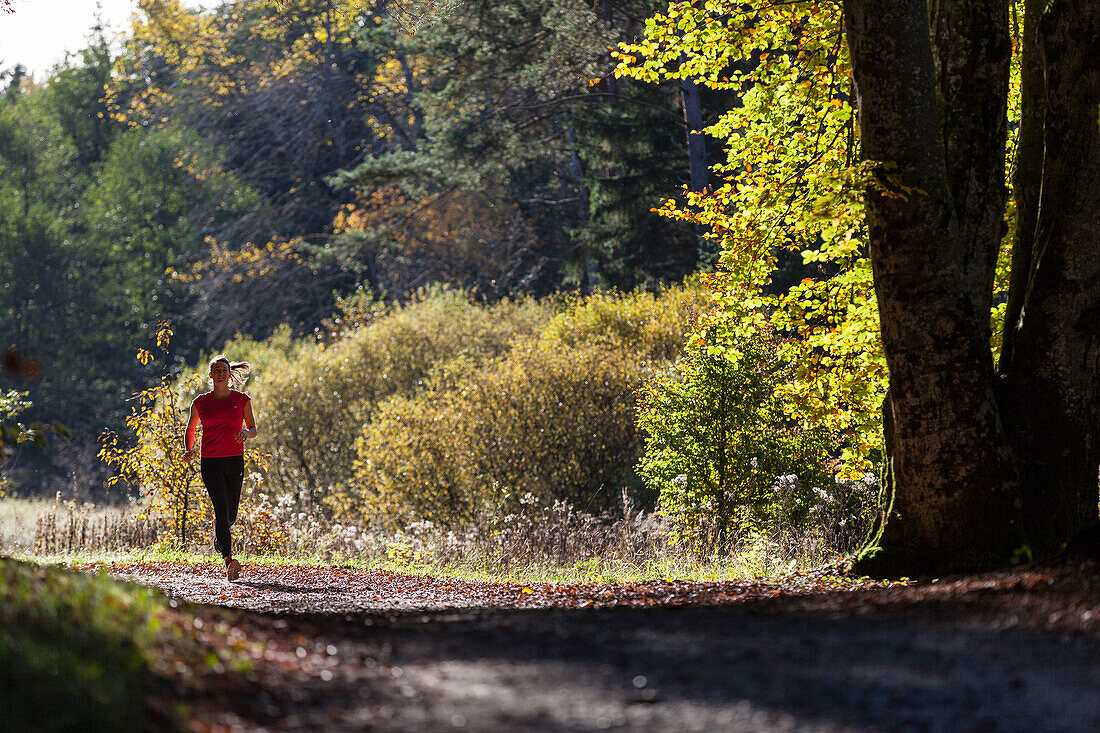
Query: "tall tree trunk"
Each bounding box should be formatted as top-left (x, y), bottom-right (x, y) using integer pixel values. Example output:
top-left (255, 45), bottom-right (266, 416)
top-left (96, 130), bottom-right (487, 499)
top-left (845, 0), bottom-right (1022, 575)
top-left (928, 0), bottom-right (1012, 333)
top-left (999, 0), bottom-right (1100, 554)
top-left (560, 115), bottom-right (596, 290)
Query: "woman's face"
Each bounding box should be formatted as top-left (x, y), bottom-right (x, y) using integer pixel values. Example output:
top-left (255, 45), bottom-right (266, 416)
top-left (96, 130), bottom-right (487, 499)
top-left (209, 361), bottom-right (231, 386)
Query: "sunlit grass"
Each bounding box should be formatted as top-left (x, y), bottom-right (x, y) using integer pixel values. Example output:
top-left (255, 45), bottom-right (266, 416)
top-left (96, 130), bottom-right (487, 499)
top-left (357, 538), bottom-right (841, 585)
top-left (5, 495), bottom-right (852, 586)
top-left (19, 539), bottom-right (845, 587)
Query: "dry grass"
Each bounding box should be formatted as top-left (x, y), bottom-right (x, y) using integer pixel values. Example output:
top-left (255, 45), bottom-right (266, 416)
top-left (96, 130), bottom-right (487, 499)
top-left (0, 496), bottom-right (159, 554)
top-left (0, 497), bottom-right (54, 549)
top-left (3, 490), bottom-right (856, 584)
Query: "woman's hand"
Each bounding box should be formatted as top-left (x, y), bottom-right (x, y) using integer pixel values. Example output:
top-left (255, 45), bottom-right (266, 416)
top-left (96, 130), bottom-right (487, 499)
top-left (235, 427), bottom-right (256, 443)
top-left (183, 449), bottom-right (195, 462)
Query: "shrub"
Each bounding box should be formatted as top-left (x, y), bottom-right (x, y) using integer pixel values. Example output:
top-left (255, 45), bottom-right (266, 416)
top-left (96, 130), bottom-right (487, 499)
top-left (540, 279), bottom-right (706, 361)
top-left (636, 338), bottom-right (835, 553)
top-left (100, 324), bottom-right (268, 549)
top-left (98, 324), bottom-right (212, 546)
top-left (341, 341), bottom-right (646, 528)
top-left (99, 369), bottom-right (210, 548)
top-left (248, 287), bottom-right (553, 508)
top-left (245, 284), bottom-right (699, 525)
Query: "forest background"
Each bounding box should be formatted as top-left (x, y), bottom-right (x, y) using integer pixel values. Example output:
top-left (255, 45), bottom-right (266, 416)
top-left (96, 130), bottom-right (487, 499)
top-left (0, 0), bottom-right (912, 570)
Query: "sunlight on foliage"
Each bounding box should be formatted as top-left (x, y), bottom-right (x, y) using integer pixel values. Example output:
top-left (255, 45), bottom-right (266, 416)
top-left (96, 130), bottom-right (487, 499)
top-left (638, 335), bottom-right (837, 553)
top-left (98, 322), bottom-right (269, 547)
top-left (249, 287), bottom-right (552, 507)
top-left (335, 283), bottom-right (700, 527)
top-left (171, 237), bottom-right (306, 285)
top-left (615, 1), bottom-right (884, 477)
top-left (615, 0), bottom-right (1024, 479)
top-left (342, 341), bottom-right (645, 527)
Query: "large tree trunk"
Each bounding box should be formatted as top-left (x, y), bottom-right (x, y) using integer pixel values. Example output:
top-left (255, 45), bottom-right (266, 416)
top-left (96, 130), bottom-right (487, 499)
top-left (999, 0), bottom-right (1100, 554)
top-left (845, 0), bottom-right (1022, 575)
top-left (928, 0), bottom-right (1012, 332)
top-left (849, 0), bottom-right (1100, 575)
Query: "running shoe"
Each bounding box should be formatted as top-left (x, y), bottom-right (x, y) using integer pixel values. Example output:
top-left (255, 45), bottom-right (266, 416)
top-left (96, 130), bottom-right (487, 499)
top-left (226, 558), bottom-right (241, 581)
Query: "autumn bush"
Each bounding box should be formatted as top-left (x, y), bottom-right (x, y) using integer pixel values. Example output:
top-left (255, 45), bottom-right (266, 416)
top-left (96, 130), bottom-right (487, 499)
top-left (245, 286), bottom-right (553, 508)
top-left (538, 280), bottom-right (706, 361)
top-left (97, 324), bottom-right (221, 549)
top-left (94, 323), bottom-right (272, 554)
top-left (339, 340), bottom-right (647, 527)
top-left (98, 368), bottom-right (210, 548)
top-left (327, 282), bottom-right (702, 528)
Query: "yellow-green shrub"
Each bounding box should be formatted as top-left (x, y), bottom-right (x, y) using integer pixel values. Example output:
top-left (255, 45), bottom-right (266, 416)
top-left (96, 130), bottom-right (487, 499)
top-left (539, 279), bottom-right (706, 361)
top-left (98, 370), bottom-right (210, 547)
top-left (248, 287), bottom-right (552, 507)
top-left (338, 386), bottom-right (472, 526)
top-left (341, 341), bottom-right (647, 528)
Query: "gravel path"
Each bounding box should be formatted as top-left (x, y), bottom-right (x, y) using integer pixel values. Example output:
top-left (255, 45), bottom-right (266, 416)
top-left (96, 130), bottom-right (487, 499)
top-left (92, 561), bottom-right (1100, 731)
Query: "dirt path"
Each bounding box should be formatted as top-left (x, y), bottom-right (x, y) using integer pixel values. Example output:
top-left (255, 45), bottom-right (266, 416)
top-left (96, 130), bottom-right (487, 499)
top-left (92, 561), bottom-right (1100, 731)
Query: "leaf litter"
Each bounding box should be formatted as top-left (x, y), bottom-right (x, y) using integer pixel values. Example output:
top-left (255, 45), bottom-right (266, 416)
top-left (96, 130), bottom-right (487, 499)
top-left (77, 558), bottom-right (882, 614)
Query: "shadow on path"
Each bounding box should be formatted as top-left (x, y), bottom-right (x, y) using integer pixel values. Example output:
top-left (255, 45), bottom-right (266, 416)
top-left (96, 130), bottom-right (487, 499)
top-left (234, 580), bottom-right (339, 595)
top-left (241, 596), bottom-right (1100, 731)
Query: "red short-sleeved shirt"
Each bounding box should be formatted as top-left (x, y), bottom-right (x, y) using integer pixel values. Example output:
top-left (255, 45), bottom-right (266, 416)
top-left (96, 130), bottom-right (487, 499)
top-left (193, 390), bottom-right (250, 458)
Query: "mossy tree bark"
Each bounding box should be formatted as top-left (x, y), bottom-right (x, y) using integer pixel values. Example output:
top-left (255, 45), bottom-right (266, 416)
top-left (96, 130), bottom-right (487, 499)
top-left (845, 0), bottom-right (1100, 575)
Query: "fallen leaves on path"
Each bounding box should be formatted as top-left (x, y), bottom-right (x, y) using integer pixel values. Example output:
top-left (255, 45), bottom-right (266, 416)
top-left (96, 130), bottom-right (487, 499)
top-left (74, 560), bottom-right (883, 614)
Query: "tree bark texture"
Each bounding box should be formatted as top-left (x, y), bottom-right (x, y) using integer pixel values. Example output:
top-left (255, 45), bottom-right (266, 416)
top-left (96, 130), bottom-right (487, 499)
top-left (1000, 0), bottom-right (1100, 553)
top-left (928, 0), bottom-right (1012, 334)
top-left (848, 0), bottom-right (1100, 574)
top-left (845, 0), bottom-right (1022, 574)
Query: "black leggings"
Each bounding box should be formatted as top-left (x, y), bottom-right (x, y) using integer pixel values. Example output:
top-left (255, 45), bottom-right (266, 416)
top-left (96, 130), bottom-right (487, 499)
top-left (200, 456), bottom-right (244, 560)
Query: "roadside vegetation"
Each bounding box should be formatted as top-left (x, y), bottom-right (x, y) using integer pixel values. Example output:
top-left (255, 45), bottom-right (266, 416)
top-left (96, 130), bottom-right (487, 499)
top-left (2, 283), bottom-right (879, 583)
top-left (0, 556), bottom-right (213, 732)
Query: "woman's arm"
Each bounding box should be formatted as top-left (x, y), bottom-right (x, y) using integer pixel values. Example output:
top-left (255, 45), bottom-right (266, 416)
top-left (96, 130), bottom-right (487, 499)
top-left (183, 402), bottom-right (199, 460)
top-left (236, 400), bottom-right (258, 443)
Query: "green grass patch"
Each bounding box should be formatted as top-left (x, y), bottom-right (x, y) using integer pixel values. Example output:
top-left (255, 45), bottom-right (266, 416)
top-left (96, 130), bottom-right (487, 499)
top-left (0, 556), bottom-right (175, 732)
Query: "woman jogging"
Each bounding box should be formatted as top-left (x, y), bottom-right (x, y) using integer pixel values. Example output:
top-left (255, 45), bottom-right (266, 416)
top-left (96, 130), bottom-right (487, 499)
top-left (183, 355), bottom-right (257, 580)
